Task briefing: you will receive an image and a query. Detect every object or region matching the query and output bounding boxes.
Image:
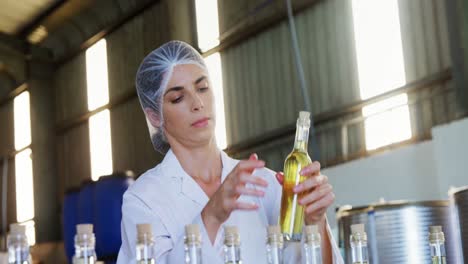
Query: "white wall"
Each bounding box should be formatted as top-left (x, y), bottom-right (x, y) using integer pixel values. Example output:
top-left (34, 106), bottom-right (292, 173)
top-left (432, 119), bottom-right (468, 196)
top-left (323, 117), bottom-right (468, 228)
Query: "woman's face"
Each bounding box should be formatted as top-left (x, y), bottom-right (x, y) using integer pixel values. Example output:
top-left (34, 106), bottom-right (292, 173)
top-left (161, 64), bottom-right (216, 148)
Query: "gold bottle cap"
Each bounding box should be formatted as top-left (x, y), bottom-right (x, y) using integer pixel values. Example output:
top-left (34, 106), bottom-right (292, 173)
top-left (267, 225), bottom-right (281, 235)
top-left (10, 223), bottom-right (26, 235)
top-left (429, 225), bottom-right (445, 243)
top-left (303, 225), bottom-right (321, 244)
top-left (350, 223), bottom-right (367, 242)
top-left (266, 225), bottom-right (283, 245)
top-left (76, 224), bottom-right (93, 235)
top-left (304, 225), bottom-right (319, 235)
top-left (185, 224), bottom-right (200, 237)
top-left (224, 225), bottom-right (240, 246)
top-left (137, 223), bottom-right (153, 236)
top-left (185, 224), bottom-right (201, 244)
top-left (351, 223), bottom-right (365, 234)
top-left (299, 111), bottom-right (310, 120)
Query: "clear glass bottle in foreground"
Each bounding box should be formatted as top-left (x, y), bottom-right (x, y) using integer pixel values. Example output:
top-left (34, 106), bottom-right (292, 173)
top-left (136, 223), bottom-right (155, 264)
top-left (302, 225), bottom-right (322, 264)
top-left (266, 225), bottom-right (284, 264)
top-left (350, 224), bottom-right (369, 264)
top-left (429, 225), bottom-right (446, 264)
top-left (224, 226), bottom-right (242, 264)
top-left (73, 224), bottom-right (97, 264)
top-left (185, 224), bottom-right (202, 264)
top-left (7, 223), bottom-right (31, 264)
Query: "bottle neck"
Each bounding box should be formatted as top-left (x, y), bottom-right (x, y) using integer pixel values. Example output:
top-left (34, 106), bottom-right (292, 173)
top-left (293, 123), bottom-right (310, 152)
top-left (224, 243), bottom-right (241, 263)
top-left (74, 233), bottom-right (96, 259)
top-left (185, 234), bottom-right (202, 247)
top-left (350, 239), bottom-right (369, 263)
top-left (136, 233), bottom-right (155, 261)
top-left (7, 233), bottom-right (30, 263)
top-left (430, 242), bottom-right (446, 258)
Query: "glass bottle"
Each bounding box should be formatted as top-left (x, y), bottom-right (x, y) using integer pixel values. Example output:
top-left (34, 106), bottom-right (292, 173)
top-left (224, 226), bottom-right (242, 264)
top-left (429, 225), bottom-right (446, 264)
top-left (302, 225), bottom-right (322, 264)
top-left (350, 224), bottom-right (369, 264)
top-left (185, 224), bottom-right (202, 264)
top-left (136, 223), bottom-right (155, 264)
top-left (280, 111), bottom-right (312, 241)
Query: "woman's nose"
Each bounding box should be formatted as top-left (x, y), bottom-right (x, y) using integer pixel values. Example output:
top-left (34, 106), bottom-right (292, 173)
top-left (191, 94), bottom-right (204, 111)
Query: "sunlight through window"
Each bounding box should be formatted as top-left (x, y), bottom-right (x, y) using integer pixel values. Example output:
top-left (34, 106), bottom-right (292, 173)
top-left (205, 53), bottom-right (227, 149)
top-left (351, 0), bottom-right (406, 99)
top-left (13, 92), bottom-right (31, 150)
top-left (352, 0), bottom-right (411, 150)
top-left (15, 148), bottom-right (35, 223)
top-left (86, 39), bottom-right (113, 180)
top-left (195, 0), bottom-right (220, 52)
top-left (21, 220), bottom-right (36, 246)
top-left (362, 94), bottom-right (412, 150)
top-left (86, 39), bottom-right (110, 111)
top-left (89, 110), bottom-right (113, 181)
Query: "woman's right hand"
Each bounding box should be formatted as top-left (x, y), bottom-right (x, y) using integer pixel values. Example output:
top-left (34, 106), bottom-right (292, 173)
top-left (201, 153), bottom-right (268, 242)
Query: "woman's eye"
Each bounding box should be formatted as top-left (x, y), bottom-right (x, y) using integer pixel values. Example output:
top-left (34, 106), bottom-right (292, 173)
top-left (198, 87), bottom-right (208, 92)
top-left (171, 96), bottom-right (183, 104)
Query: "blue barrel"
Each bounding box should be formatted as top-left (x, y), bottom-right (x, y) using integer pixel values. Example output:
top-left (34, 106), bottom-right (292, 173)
top-left (77, 180), bottom-right (96, 224)
top-left (63, 188), bottom-right (80, 263)
top-left (94, 171), bottom-right (134, 259)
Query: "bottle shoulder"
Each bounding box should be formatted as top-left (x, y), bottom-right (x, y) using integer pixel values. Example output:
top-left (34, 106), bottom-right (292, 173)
top-left (286, 150), bottom-right (312, 164)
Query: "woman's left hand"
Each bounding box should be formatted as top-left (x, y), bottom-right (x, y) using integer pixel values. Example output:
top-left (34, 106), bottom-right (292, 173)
top-left (275, 161), bottom-right (335, 225)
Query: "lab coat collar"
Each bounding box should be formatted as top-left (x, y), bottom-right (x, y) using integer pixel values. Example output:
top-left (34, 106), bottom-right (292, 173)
top-left (161, 149), bottom-right (238, 207)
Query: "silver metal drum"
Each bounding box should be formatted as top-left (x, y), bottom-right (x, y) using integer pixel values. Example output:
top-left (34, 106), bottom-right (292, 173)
top-left (451, 186), bottom-right (468, 263)
top-left (337, 200), bottom-right (459, 264)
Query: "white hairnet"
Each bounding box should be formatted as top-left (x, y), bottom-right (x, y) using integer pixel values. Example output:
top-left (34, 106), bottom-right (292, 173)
top-left (135, 40), bottom-right (208, 154)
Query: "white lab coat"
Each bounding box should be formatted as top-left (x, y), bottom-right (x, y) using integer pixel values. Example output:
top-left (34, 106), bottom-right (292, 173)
top-left (117, 149), bottom-right (344, 264)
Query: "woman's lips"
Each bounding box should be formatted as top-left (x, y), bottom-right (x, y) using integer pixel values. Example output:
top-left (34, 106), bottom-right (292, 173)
top-left (192, 117), bottom-right (210, 128)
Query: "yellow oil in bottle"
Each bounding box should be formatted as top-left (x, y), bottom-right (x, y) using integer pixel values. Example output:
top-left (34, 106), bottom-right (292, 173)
top-left (279, 111), bottom-right (312, 241)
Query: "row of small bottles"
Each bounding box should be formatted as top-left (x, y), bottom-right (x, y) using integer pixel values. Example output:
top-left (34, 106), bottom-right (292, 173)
top-left (348, 223), bottom-right (447, 264)
top-left (5, 221), bottom-right (447, 264)
top-left (134, 222), bottom-right (323, 264)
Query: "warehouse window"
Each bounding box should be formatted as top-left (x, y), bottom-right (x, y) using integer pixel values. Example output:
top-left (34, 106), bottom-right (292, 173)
top-left (195, 0), bottom-right (227, 149)
top-left (362, 94), bottom-right (411, 150)
top-left (205, 53), bottom-right (227, 149)
top-left (351, 0), bottom-right (411, 150)
top-left (88, 110), bottom-right (113, 180)
top-left (86, 40), bottom-right (110, 111)
top-left (14, 92), bottom-right (31, 150)
top-left (13, 91), bottom-right (36, 245)
top-left (194, 0), bottom-right (220, 52)
top-left (86, 39), bottom-right (113, 180)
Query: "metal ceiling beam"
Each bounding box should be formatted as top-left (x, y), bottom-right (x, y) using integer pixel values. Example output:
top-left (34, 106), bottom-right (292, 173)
top-left (0, 32), bottom-right (54, 63)
top-left (17, 0), bottom-right (66, 39)
top-left (0, 32), bottom-right (28, 56)
top-left (58, 0), bottom-right (161, 66)
top-left (17, 0), bottom-right (68, 39)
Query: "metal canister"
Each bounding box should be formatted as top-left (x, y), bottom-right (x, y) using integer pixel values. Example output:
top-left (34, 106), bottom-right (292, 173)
top-left (451, 186), bottom-right (468, 263)
top-left (337, 200), bottom-right (459, 264)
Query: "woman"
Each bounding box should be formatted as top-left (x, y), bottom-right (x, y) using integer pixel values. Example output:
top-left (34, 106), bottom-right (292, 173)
top-left (117, 41), bottom-right (343, 263)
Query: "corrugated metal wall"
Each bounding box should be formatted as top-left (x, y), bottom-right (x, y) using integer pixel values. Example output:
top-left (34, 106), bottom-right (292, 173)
top-left (54, 53), bottom-right (90, 195)
top-left (399, 0), bottom-right (460, 138)
top-left (0, 101), bottom-right (17, 226)
top-left (54, 2), bottom-right (169, 194)
top-left (106, 1), bottom-right (169, 174)
top-left (221, 0), bottom-right (457, 170)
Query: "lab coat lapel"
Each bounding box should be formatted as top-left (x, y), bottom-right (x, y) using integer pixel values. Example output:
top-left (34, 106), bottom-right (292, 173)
top-left (163, 149), bottom-right (208, 206)
top-left (220, 150), bottom-right (237, 182)
top-left (163, 150), bottom-right (237, 207)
